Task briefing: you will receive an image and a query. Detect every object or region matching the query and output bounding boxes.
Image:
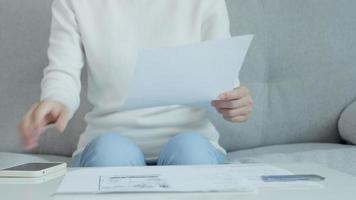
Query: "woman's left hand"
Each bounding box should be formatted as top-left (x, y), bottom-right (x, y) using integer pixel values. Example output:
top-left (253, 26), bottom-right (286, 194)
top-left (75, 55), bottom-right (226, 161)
top-left (211, 86), bottom-right (254, 123)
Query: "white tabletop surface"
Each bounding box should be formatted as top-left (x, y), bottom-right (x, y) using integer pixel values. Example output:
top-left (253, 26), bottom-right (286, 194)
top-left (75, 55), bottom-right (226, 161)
top-left (1, 163), bottom-right (356, 200)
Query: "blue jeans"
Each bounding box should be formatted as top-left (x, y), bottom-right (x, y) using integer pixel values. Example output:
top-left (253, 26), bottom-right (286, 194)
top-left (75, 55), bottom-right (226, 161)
top-left (71, 132), bottom-right (226, 167)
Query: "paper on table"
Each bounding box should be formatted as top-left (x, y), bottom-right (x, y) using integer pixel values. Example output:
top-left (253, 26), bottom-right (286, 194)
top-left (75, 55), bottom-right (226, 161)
top-left (55, 164), bottom-right (323, 195)
top-left (56, 164), bottom-right (258, 194)
top-left (122, 35), bottom-right (254, 111)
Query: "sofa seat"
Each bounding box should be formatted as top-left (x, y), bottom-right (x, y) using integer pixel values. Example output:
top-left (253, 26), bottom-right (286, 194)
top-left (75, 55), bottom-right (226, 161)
top-left (228, 143), bottom-right (356, 176)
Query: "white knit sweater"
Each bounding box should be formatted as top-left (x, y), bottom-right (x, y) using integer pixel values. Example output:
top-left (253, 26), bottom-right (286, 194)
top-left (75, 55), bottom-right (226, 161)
top-left (41, 0), bottom-right (231, 160)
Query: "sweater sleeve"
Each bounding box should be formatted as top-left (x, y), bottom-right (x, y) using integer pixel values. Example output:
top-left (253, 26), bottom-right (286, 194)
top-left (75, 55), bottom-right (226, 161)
top-left (40, 0), bottom-right (84, 115)
top-left (201, 0), bottom-right (231, 40)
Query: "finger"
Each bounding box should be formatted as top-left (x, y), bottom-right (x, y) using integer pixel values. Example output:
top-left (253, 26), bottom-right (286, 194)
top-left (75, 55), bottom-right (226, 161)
top-left (212, 96), bottom-right (254, 109)
top-left (21, 103), bottom-right (53, 149)
top-left (55, 108), bottom-right (71, 133)
top-left (19, 103), bottom-right (40, 144)
top-left (219, 86), bottom-right (249, 101)
top-left (32, 102), bottom-right (53, 129)
top-left (23, 120), bottom-right (49, 150)
top-left (21, 103), bottom-right (39, 133)
top-left (24, 139), bottom-right (39, 150)
top-left (219, 106), bottom-right (253, 118)
top-left (22, 126), bottom-right (43, 149)
top-left (23, 136), bottom-right (38, 150)
top-left (225, 115), bottom-right (249, 123)
top-left (232, 115), bottom-right (249, 123)
top-left (25, 132), bottom-right (41, 149)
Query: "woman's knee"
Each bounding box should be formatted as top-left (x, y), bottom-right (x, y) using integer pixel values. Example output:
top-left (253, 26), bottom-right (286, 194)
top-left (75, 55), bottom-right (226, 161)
top-left (158, 132), bottom-right (225, 165)
top-left (79, 133), bottom-right (145, 167)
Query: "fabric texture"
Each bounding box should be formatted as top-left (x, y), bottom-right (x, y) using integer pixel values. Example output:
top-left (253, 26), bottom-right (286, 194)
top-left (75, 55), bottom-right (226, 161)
top-left (0, 0), bottom-right (356, 157)
top-left (41, 0), bottom-right (230, 160)
top-left (71, 133), bottom-right (226, 167)
top-left (156, 133), bottom-right (226, 165)
top-left (339, 101), bottom-right (356, 144)
top-left (227, 143), bottom-right (356, 176)
top-left (212, 0), bottom-right (356, 152)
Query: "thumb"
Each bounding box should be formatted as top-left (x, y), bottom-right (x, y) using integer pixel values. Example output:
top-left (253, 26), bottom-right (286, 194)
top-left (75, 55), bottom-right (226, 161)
top-left (55, 109), bottom-right (71, 133)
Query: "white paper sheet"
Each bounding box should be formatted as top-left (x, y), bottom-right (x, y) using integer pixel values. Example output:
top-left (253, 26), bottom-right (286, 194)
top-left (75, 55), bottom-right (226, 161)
top-left (122, 35), bottom-right (254, 111)
top-left (56, 164), bottom-right (323, 195)
top-left (56, 164), bottom-right (260, 194)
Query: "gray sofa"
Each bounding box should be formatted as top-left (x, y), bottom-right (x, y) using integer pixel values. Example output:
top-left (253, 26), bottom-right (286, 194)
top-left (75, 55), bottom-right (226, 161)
top-left (1, 0), bottom-right (356, 176)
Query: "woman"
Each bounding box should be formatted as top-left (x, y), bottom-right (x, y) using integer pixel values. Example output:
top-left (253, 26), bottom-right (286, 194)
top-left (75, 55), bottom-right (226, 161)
top-left (18, 0), bottom-right (254, 167)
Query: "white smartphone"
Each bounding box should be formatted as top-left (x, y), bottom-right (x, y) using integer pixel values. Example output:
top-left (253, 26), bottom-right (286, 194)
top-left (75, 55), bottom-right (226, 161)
top-left (0, 162), bottom-right (67, 178)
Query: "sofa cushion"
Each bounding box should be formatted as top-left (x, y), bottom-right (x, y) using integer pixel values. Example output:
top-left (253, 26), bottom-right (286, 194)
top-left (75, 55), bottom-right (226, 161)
top-left (1, 0), bottom-right (356, 157)
top-left (339, 101), bottom-right (356, 144)
top-left (0, 152), bottom-right (70, 170)
top-left (0, 0), bottom-right (91, 156)
top-left (212, 0), bottom-right (356, 152)
top-left (228, 143), bottom-right (356, 176)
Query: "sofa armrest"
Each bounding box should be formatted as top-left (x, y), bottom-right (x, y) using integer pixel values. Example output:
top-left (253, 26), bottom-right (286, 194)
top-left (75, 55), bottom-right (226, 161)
top-left (339, 101), bottom-right (356, 144)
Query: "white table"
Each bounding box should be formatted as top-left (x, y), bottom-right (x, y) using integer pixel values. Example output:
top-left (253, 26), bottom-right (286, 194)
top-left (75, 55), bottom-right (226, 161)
top-left (1, 163), bottom-right (356, 200)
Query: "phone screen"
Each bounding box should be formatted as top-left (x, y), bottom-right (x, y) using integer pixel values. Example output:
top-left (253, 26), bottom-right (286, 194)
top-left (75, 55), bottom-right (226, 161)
top-left (3, 163), bottom-right (62, 171)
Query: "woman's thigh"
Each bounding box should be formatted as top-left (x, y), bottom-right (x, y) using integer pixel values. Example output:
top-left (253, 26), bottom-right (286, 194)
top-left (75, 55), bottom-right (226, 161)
top-left (70, 133), bottom-right (146, 167)
top-left (157, 132), bottom-right (226, 165)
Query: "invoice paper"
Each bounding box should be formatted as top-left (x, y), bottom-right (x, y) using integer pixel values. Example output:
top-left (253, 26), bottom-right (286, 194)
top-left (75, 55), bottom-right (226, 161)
top-left (122, 35), bottom-right (254, 111)
top-left (55, 164), bottom-right (323, 195)
top-left (56, 164), bottom-right (260, 194)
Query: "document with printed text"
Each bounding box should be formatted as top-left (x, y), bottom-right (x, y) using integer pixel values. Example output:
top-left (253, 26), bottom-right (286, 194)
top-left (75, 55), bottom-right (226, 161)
top-left (56, 164), bottom-right (261, 194)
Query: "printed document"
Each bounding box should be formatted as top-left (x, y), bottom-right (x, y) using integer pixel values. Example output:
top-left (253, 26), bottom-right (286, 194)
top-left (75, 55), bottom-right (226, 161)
top-left (56, 164), bottom-right (259, 194)
top-left (56, 164), bottom-right (323, 195)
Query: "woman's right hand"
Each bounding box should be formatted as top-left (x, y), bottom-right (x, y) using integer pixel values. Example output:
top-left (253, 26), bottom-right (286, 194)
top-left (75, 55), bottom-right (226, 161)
top-left (18, 100), bottom-right (71, 150)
